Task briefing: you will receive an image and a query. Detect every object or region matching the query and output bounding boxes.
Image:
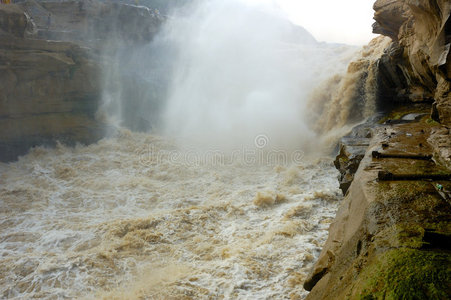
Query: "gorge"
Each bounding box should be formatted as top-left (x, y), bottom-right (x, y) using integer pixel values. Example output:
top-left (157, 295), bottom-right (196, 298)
top-left (0, 0), bottom-right (450, 299)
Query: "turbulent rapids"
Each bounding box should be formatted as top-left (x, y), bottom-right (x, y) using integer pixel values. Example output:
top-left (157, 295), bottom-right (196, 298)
top-left (0, 130), bottom-right (340, 299)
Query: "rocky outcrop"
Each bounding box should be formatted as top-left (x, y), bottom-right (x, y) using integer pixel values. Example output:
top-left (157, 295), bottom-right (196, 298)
top-left (374, 0), bottom-right (451, 125)
top-left (0, 1), bottom-right (163, 162)
top-left (0, 3), bottom-right (101, 161)
top-left (21, 0), bottom-right (163, 48)
top-left (372, 0), bottom-right (410, 41)
top-left (334, 121), bottom-right (375, 195)
top-left (0, 35), bottom-right (103, 161)
top-left (304, 1), bottom-right (451, 296)
top-left (305, 113), bottom-right (451, 299)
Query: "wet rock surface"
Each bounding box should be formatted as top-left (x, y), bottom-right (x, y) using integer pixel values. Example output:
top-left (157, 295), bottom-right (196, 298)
top-left (305, 111), bottom-right (451, 299)
top-left (428, 126), bottom-right (451, 169)
top-left (334, 121), bottom-right (374, 195)
top-left (333, 107), bottom-right (432, 195)
top-left (304, 0), bottom-right (451, 292)
top-left (373, 0), bottom-right (451, 125)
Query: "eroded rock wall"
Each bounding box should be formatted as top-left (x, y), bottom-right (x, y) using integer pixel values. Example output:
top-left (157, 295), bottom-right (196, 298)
top-left (374, 0), bottom-right (451, 125)
top-left (304, 1), bottom-right (451, 298)
top-left (305, 114), bottom-right (451, 299)
top-left (27, 0), bottom-right (163, 48)
top-left (0, 1), bottom-right (162, 161)
top-left (0, 4), bottom-right (101, 161)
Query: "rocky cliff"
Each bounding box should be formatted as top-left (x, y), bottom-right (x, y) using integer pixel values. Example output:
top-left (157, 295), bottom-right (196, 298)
top-left (0, 33), bottom-right (103, 162)
top-left (0, 0), bottom-right (162, 162)
top-left (305, 108), bottom-right (451, 299)
top-left (374, 0), bottom-right (451, 125)
top-left (304, 0), bottom-right (451, 298)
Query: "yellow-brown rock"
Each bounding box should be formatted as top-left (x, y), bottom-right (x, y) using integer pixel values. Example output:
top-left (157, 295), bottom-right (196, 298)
top-left (374, 0), bottom-right (451, 125)
top-left (305, 113), bottom-right (451, 299)
top-left (0, 4), bottom-right (103, 161)
top-left (304, 2), bottom-right (451, 298)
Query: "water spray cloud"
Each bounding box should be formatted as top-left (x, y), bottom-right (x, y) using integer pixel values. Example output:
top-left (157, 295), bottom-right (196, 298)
top-left (158, 0), bottom-right (355, 153)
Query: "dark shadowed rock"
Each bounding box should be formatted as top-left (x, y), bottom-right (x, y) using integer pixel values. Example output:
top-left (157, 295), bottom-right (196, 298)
top-left (0, 1), bottom-right (163, 161)
top-left (0, 4), bottom-right (29, 37)
top-left (374, 0), bottom-right (451, 126)
top-left (334, 122), bottom-right (374, 195)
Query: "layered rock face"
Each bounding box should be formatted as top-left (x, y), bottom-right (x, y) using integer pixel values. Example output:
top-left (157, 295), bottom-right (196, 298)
top-left (0, 1), bottom-right (162, 162)
top-left (374, 0), bottom-right (451, 125)
top-left (305, 110), bottom-right (451, 299)
top-left (0, 34), bottom-right (103, 162)
top-left (304, 1), bottom-right (451, 298)
top-left (25, 0), bottom-right (163, 48)
top-left (304, 0), bottom-right (451, 299)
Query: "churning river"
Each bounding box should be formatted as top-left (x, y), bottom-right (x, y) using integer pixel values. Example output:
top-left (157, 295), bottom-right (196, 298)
top-left (0, 130), bottom-right (341, 299)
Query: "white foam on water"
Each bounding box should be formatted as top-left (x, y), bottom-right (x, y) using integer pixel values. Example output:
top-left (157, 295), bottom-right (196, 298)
top-left (0, 130), bottom-right (341, 299)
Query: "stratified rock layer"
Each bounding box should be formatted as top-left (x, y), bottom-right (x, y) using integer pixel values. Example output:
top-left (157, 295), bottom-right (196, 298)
top-left (0, 1), bottom-right (162, 161)
top-left (0, 4), bottom-right (101, 161)
top-left (374, 0), bottom-right (451, 125)
top-left (305, 112), bottom-right (451, 299)
top-left (305, 1), bottom-right (451, 296)
top-left (0, 35), bottom-right (103, 161)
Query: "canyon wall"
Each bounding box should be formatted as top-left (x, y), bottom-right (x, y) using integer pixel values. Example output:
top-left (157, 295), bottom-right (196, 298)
top-left (374, 0), bottom-right (451, 124)
top-left (0, 0), bottom-right (162, 162)
top-left (304, 1), bottom-right (451, 298)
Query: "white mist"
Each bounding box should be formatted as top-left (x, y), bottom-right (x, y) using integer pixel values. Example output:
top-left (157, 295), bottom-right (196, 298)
top-left (159, 0), bottom-right (356, 152)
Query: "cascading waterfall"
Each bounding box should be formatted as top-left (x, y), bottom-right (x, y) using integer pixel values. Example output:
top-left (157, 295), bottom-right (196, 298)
top-left (307, 36), bottom-right (392, 147)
